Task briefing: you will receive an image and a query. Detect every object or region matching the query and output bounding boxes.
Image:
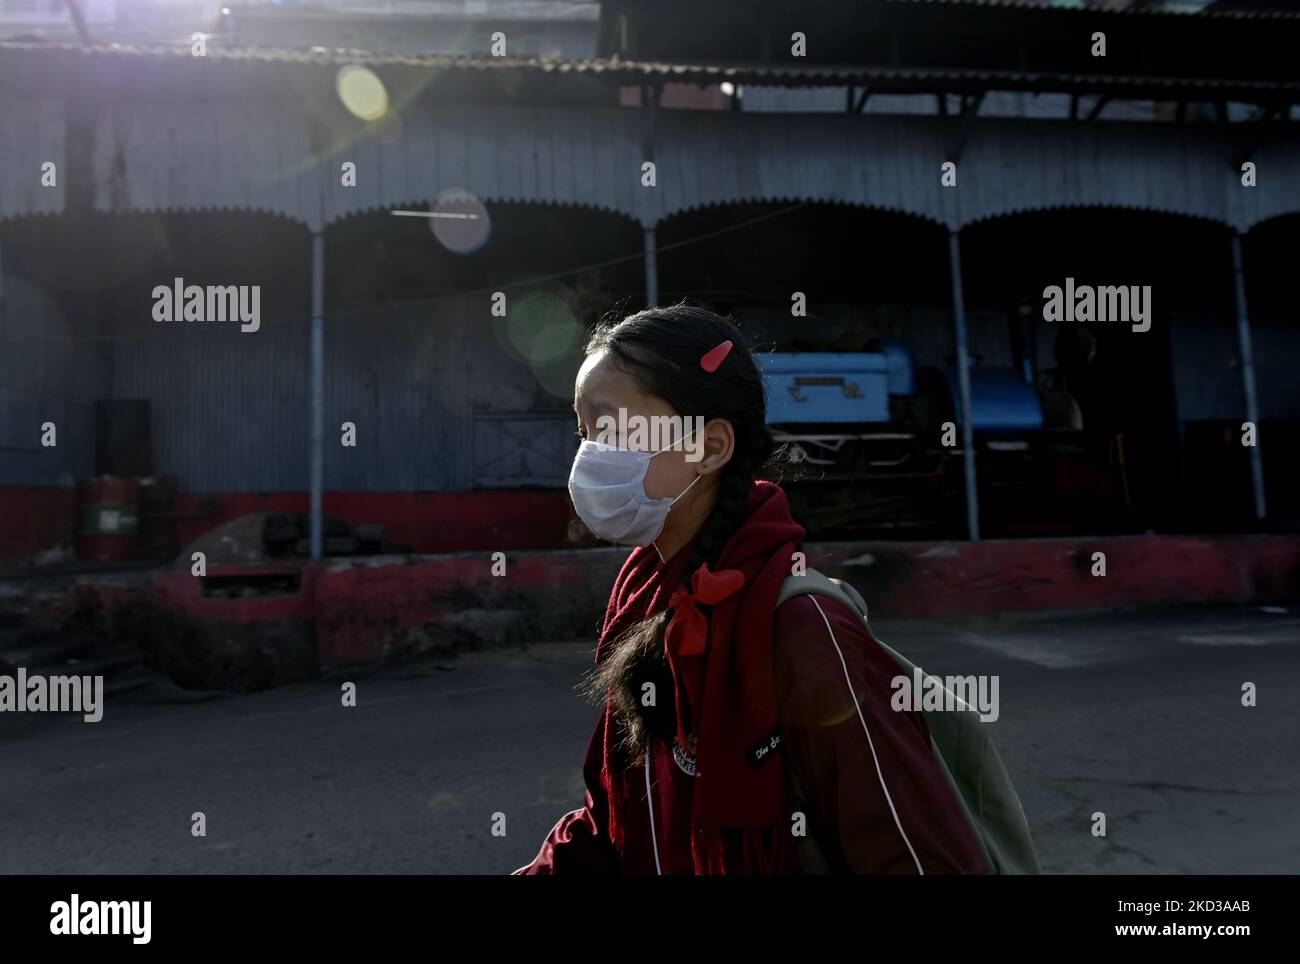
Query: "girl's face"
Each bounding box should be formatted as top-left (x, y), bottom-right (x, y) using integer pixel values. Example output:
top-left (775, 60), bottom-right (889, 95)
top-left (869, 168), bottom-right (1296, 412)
top-left (573, 349), bottom-right (735, 553)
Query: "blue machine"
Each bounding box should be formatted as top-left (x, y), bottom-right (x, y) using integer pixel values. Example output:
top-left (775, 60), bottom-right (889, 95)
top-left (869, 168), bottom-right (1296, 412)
top-left (757, 344), bottom-right (914, 425)
top-left (753, 334), bottom-right (1084, 528)
top-left (757, 343), bottom-right (1055, 476)
top-left (928, 366), bottom-right (1045, 436)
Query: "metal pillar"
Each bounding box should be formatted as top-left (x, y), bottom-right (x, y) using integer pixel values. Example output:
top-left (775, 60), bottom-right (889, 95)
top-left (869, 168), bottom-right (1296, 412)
top-left (947, 230), bottom-right (980, 541)
top-left (643, 225), bottom-right (658, 308)
top-left (310, 230), bottom-right (325, 560)
top-left (1230, 231), bottom-right (1267, 520)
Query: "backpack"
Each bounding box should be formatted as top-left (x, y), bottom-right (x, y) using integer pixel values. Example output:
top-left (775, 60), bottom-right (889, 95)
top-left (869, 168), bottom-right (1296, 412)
top-left (776, 567), bottom-right (1041, 875)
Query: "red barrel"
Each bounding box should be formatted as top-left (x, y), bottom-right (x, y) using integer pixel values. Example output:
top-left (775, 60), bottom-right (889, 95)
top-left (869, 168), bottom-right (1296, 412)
top-left (77, 478), bottom-right (141, 562)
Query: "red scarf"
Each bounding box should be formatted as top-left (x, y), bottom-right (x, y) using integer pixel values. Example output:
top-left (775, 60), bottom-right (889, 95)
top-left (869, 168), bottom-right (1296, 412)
top-left (595, 479), bottom-right (806, 873)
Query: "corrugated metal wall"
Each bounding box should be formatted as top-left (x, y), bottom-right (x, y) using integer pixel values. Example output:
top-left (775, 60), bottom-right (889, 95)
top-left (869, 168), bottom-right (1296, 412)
top-left (0, 98), bottom-right (64, 222)
top-left (0, 206), bottom-right (582, 495)
top-left (0, 272), bottom-right (105, 487)
top-left (321, 301), bottom-right (469, 492)
top-left (108, 326), bottom-right (312, 491)
top-left (104, 297), bottom-right (574, 493)
top-left (46, 99), bottom-right (1298, 233)
top-left (89, 101), bottom-right (322, 228)
top-left (320, 301), bottom-right (578, 491)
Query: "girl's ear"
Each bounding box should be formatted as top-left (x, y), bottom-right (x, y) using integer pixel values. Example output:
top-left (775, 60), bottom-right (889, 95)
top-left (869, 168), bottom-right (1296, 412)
top-left (698, 418), bottom-right (736, 474)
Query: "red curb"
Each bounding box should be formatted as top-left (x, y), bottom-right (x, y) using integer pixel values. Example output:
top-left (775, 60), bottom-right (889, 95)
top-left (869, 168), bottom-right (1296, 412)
top-left (58, 534), bottom-right (1300, 678)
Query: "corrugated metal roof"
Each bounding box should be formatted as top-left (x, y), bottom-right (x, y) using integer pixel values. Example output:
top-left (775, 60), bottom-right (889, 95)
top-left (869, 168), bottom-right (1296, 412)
top-left (1, 41), bottom-right (1298, 99)
top-left (235, 0), bottom-right (600, 20)
top-left (882, 0), bottom-right (1300, 19)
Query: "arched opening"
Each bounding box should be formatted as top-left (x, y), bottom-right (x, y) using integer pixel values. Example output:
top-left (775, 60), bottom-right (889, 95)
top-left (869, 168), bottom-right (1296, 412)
top-left (321, 201), bottom-right (644, 550)
top-left (961, 207), bottom-right (1244, 535)
top-left (1238, 215), bottom-right (1300, 529)
top-left (656, 201), bottom-right (967, 538)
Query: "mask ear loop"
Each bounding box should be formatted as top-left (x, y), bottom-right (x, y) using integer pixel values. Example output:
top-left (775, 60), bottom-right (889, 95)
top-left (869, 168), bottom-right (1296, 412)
top-left (656, 421), bottom-right (702, 456)
top-left (669, 471), bottom-right (703, 506)
top-left (644, 420), bottom-right (704, 511)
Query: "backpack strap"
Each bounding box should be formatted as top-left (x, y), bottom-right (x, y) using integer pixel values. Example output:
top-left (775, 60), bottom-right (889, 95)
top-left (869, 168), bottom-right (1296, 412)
top-left (778, 565), bottom-right (932, 691)
top-left (778, 567), bottom-right (870, 621)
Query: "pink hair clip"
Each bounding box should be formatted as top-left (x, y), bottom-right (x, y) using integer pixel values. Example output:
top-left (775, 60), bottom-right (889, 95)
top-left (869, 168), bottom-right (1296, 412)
top-left (699, 340), bottom-right (733, 373)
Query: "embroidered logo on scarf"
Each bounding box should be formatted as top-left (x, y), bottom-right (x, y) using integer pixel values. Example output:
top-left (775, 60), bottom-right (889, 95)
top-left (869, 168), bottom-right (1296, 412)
top-left (746, 728), bottom-right (783, 769)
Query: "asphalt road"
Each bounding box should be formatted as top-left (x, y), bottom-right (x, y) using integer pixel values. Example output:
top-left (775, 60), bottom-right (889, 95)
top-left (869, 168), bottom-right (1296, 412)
top-left (2, 603), bottom-right (1297, 874)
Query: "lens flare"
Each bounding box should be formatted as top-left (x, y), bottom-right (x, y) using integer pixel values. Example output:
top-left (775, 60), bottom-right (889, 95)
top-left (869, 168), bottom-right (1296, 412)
top-left (336, 64), bottom-right (389, 122)
top-left (429, 188), bottom-right (491, 254)
top-left (508, 291), bottom-right (581, 365)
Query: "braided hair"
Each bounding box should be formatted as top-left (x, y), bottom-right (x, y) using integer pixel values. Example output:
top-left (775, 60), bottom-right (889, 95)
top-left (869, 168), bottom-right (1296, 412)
top-left (576, 302), bottom-right (791, 767)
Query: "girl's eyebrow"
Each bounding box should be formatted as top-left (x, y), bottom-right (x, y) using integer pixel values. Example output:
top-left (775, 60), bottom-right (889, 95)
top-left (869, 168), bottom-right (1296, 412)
top-left (578, 395), bottom-right (617, 417)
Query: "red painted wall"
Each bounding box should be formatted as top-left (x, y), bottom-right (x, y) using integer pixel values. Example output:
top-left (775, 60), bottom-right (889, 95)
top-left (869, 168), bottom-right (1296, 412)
top-left (804, 535), bottom-right (1300, 618)
top-left (0, 488), bottom-right (575, 564)
top-left (172, 490), bottom-right (574, 552)
top-left (0, 488), bottom-right (77, 565)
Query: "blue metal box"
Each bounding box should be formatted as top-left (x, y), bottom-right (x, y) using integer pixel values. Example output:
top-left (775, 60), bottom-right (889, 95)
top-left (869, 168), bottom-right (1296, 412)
top-left (758, 351), bottom-right (907, 425)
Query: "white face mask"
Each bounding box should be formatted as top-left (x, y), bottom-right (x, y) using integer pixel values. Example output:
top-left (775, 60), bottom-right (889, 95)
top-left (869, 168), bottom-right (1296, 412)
top-left (568, 426), bottom-right (703, 546)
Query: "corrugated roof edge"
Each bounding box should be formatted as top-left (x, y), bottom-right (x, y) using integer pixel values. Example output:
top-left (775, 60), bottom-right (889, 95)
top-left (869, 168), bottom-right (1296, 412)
top-left (883, 0), bottom-right (1300, 19)
top-left (1, 42), bottom-right (1297, 95)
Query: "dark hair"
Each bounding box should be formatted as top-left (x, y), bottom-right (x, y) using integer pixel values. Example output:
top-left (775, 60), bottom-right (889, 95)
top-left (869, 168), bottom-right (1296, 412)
top-left (576, 301), bottom-right (790, 766)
